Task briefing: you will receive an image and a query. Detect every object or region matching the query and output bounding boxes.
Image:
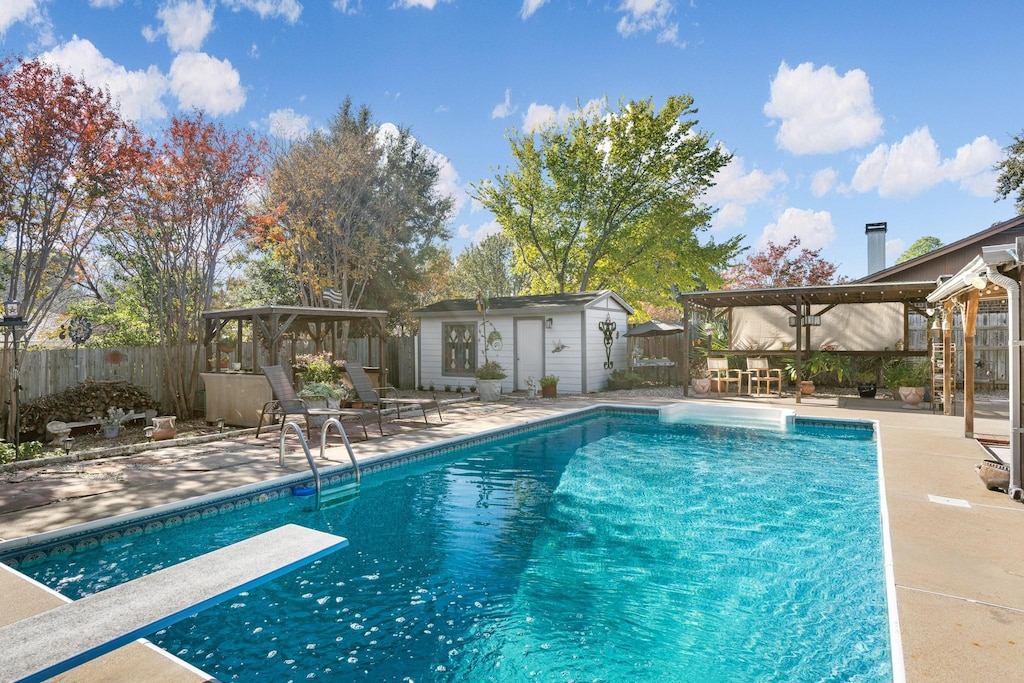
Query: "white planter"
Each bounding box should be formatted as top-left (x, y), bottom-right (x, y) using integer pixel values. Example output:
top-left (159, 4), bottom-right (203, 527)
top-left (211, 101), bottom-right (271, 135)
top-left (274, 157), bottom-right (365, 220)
top-left (691, 378), bottom-right (711, 396)
top-left (898, 386), bottom-right (925, 409)
top-left (476, 379), bottom-right (503, 401)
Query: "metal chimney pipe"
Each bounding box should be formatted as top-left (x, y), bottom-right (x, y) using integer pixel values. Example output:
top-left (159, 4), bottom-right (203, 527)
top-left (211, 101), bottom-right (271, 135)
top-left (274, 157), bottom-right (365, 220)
top-left (865, 222), bottom-right (887, 274)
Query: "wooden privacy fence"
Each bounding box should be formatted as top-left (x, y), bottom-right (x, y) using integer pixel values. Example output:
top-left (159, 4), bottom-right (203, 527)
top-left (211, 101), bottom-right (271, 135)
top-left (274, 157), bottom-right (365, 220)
top-left (17, 337), bottom-right (419, 412)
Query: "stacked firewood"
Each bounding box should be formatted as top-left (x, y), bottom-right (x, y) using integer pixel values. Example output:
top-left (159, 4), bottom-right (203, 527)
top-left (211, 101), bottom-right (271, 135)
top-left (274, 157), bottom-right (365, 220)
top-left (19, 380), bottom-right (158, 437)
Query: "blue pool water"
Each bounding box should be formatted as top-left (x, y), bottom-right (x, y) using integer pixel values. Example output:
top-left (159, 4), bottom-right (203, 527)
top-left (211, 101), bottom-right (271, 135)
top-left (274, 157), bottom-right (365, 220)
top-left (16, 413), bottom-right (893, 681)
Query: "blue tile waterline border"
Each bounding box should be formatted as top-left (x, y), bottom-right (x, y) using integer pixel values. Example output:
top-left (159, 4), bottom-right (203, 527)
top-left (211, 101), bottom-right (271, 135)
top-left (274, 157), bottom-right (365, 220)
top-left (0, 404), bottom-right (876, 568)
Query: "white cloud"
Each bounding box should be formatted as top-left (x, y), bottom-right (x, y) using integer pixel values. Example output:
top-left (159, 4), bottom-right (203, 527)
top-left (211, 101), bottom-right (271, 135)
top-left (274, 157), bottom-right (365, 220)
top-left (89, 0), bottom-right (123, 6)
top-left (810, 168), bottom-right (838, 197)
top-left (148, 0), bottom-right (214, 53)
top-left (168, 52), bottom-right (245, 115)
top-left (705, 155), bottom-right (787, 230)
top-left (764, 61), bottom-right (883, 155)
top-left (394, 0), bottom-right (452, 8)
top-left (616, 0), bottom-right (683, 47)
top-left (758, 207), bottom-right (836, 251)
top-left (521, 0), bottom-right (548, 19)
top-left (267, 108), bottom-right (310, 140)
top-left (41, 36), bottom-right (169, 122)
top-left (332, 0), bottom-right (360, 13)
top-left (0, 0), bottom-right (50, 42)
top-left (885, 238), bottom-right (905, 263)
top-left (521, 98), bottom-right (604, 133)
top-left (851, 127), bottom-right (1001, 198)
top-left (492, 89), bottom-right (514, 119)
top-left (222, 0), bottom-right (302, 24)
top-left (458, 220), bottom-right (502, 243)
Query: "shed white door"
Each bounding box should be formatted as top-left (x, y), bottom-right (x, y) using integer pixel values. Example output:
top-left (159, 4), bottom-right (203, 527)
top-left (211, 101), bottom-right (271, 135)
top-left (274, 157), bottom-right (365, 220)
top-left (515, 319), bottom-right (544, 391)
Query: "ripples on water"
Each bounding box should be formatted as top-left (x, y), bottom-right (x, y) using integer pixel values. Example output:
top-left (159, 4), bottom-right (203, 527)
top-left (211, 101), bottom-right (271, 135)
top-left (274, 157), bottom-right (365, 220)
top-left (24, 415), bottom-right (892, 681)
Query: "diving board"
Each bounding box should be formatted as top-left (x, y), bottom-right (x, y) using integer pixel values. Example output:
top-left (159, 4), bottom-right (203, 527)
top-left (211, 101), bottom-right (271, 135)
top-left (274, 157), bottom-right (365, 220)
top-left (0, 524), bottom-right (347, 683)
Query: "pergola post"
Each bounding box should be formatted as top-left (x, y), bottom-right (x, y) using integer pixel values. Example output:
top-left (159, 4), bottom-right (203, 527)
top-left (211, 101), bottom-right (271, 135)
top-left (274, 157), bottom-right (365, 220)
top-left (963, 290), bottom-right (979, 438)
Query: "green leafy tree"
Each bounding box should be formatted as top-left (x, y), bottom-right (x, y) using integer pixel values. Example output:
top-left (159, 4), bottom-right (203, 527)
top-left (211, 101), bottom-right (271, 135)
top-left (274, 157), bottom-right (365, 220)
top-left (995, 131), bottom-right (1024, 216)
top-left (450, 233), bottom-right (528, 298)
top-left (895, 236), bottom-right (944, 264)
top-left (61, 295), bottom-right (160, 347)
top-left (474, 95), bottom-right (742, 308)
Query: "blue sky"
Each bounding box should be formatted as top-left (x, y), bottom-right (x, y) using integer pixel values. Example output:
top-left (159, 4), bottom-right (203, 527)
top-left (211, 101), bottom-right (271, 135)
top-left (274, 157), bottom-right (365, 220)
top-left (2, 0), bottom-right (1023, 280)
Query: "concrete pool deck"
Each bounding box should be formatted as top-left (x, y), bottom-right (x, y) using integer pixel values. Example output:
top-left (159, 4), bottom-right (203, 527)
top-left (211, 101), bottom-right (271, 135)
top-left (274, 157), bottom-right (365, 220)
top-left (1, 393), bottom-right (1021, 681)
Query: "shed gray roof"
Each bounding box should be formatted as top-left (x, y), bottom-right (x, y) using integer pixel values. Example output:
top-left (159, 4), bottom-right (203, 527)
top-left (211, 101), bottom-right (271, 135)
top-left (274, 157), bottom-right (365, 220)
top-left (413, 290), bottom-right (634, 316)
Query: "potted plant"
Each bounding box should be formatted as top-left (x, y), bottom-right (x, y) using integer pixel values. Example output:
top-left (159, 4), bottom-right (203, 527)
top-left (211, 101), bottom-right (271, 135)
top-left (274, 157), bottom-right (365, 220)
top-left (540, 374), bottom-right (559, 398)
top-left (689, 358), bottom-right (711, 396)
top-left (475, 360), bottom-right (506, 401)
top-left (298, 381), bottom-right (347, 408)
top-left (855, 371), bottom-right (877, 399)
top-left (99, 407), bottom-right (126, 438)
top-left (883, 359), bottom-right (929, 409)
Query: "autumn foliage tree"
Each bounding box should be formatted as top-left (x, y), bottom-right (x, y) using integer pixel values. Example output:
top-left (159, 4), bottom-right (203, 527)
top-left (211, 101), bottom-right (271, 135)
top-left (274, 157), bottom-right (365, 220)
top-left (104, 112), bottom-right (266, 418)
top-left (721, 237), bottom-right (843, 289)
top-left (0, 58), bottom-right (146, 436)
top-left (253, 100), bottom-right (454, 319)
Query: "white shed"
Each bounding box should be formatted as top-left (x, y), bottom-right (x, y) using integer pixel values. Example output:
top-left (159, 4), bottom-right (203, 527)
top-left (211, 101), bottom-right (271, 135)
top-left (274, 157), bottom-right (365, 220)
top-left (411, 291), bottom-right (634, 394)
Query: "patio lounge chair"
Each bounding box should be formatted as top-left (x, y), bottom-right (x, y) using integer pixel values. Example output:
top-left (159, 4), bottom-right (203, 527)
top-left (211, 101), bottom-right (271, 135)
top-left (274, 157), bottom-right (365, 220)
top-left (708, 357), bottom-right (742, 396)
top-left (256, 365), bottom-right (376, 439)
top-left (745, 357), bottom-right (783, 397)
top-left (344, 362), bottom-right (443, 430)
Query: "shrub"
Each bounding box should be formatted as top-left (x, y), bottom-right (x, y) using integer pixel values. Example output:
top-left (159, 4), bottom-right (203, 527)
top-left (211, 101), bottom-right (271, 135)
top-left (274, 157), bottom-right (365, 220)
top-left (539, 374), bottom-right (559, 387)
top-left (475, 361), bottom-right (507, 380)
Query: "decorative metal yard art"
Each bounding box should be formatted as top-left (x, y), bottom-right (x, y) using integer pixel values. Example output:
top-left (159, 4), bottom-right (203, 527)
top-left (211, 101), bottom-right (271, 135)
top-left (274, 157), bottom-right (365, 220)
top-left (599, 313), bottom-right (616, 369)
top-left (475, 291), bottom-right (502, 363)
top-left (59, 317), bottom-right (92, 346)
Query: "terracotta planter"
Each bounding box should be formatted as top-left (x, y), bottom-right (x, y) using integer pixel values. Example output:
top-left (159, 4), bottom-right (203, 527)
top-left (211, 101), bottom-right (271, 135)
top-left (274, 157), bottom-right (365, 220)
top-left (799, 380), bottom-right (815, 395)
top-left (152, 416), bottom-right (177, 441)
top-left (898, 386), bottom-right (924, 409)
top-left (541, 385), bottom-right (557, 398)
top-left (976, 459), bottom-right (1010, 491)
top-left (691, 378), bottom-right (711, 396)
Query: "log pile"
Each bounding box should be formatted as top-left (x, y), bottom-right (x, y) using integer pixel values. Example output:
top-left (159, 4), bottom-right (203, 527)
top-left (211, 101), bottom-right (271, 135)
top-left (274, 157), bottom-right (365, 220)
top-left (20, 380), bottom-right (159, 437)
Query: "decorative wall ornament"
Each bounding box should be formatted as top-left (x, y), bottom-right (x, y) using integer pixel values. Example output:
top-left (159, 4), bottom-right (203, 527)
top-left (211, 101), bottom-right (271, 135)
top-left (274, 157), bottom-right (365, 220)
top-left (598, 314), bottom-right (617, 369)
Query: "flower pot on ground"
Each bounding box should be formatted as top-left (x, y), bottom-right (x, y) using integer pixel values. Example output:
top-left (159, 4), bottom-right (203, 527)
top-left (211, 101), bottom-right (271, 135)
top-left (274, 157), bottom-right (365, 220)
top-left (99, 407), bottom-right (126, 438)
top-left (799, 380), bottom-right (815, 395)
top-left (898, 386), bottom-right (925, 409)
top-left (540, 374), bottom-right (559, 398)
top-left (691, 377), bottom-right (712, 396)
top-left (883, 359), bottom-right (929, 408)
top-left (152, 416), bottom-right (177, 440)
top-left (475, 361), bottom-right (507, 401)
top-left (976, 459), bottom-right (1010, 491)
top-left (857, 382), bottom-right (877, 399)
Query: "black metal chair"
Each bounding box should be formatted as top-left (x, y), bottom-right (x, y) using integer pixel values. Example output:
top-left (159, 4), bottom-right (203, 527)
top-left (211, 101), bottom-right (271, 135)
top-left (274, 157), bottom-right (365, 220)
top-left (344, 363), bottom-right (443, 431)
top-left (256, 365), bottom-right (375, 439)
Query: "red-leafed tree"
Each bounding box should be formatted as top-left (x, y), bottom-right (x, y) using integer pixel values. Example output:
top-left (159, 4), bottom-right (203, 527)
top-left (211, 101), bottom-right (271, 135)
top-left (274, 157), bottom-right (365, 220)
top-left (104, 112), bottom-right (266, 417)
top-left (0, 57), bottom-right (146, 438)
top-left (721, 237), bottom-right (844, 289)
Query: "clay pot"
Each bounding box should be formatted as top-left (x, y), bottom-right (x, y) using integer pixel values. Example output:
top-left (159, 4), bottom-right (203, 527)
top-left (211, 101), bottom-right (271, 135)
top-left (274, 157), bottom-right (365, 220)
top-left (898, 386), bottom-right (924, 409)
top-left (152, 416), bottom-right (177, 441)
top-left (799, 380), bottom-right (815, 395)
top-left (976, 459), bottom-right (1010, 492)
top-left (541, 385), bottom-right (557, 399)
top-left (691, 378), bottom-right (711, 396)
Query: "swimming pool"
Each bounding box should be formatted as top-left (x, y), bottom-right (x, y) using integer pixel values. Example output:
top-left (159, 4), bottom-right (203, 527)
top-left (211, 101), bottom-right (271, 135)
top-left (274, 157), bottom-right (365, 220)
top-left (4, 406), bottom-right (899, 681)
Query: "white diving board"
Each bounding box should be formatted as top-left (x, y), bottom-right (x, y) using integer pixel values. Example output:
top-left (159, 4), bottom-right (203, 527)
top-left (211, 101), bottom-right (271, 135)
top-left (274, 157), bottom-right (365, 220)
top-left (0, 523), bottom-right (347, 683)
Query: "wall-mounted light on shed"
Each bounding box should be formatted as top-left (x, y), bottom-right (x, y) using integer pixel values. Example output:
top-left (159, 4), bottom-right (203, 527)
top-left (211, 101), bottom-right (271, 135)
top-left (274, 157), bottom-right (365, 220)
top-left (545, 318), bottom-right (553, 329)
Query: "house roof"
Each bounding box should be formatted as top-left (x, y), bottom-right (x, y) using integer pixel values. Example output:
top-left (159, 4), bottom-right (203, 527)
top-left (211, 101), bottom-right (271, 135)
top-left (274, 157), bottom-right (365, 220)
top-left (857, 214), bottom-right (1024, 283)
top-left (412, 290), bottom-right (634, 316)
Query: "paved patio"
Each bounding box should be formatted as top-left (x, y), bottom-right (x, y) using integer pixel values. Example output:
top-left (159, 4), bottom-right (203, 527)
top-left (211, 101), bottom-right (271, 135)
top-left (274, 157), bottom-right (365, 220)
top-left (1, 393), bottom-right (1021, 681)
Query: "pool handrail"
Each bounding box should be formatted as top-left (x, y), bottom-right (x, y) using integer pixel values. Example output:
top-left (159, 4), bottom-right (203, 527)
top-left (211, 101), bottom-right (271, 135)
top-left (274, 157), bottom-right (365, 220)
top-left (320, 418), bottom-right (360, 485)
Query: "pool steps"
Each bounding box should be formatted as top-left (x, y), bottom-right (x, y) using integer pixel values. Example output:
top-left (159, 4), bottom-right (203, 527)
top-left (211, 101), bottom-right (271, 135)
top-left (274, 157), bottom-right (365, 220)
top-left (0, 524), bottom-right (347, 683)
top-left (660, 402), bottom-right (796, 430)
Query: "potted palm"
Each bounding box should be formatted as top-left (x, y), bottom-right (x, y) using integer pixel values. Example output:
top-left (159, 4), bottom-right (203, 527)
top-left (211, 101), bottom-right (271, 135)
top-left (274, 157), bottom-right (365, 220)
top-left (540, 374), bottom-right (559, 398)
top-left (883, 359), bottom-right (929, 409)
top-left (475, 361), bottom-right (506, 401)
top-left (689, 359), bottom-right (711, 396)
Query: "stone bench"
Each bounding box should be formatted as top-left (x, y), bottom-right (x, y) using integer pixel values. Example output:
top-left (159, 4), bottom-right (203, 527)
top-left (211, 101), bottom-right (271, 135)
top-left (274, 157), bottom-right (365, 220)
top-left (0, 524), bottom-right (347, 682)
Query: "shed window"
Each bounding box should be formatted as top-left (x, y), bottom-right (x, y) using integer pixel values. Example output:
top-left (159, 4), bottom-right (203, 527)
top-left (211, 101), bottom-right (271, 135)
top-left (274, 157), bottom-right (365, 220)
top-left (443, 323), bottom-right (476, 376)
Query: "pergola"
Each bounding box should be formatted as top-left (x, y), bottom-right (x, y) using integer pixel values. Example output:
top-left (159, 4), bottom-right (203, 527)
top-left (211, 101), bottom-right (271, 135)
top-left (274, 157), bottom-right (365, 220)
top-left (676, 281), bottom-right (938, 403)
top-left (927, 240), bottom-right (1023, 499)
top-left (201, 306), bottom-right (389, 373)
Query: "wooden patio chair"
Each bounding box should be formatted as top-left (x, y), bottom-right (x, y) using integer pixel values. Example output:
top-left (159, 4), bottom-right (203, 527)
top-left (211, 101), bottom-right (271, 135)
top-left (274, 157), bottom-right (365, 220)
top-left (344, 363), bottom-right (443, 430)
top-left (255, 365), bottom-right (376, 439)
top-left (745, 357), bottom-right (783, 397)
top-left (707, 357), bottom-right (742, 396)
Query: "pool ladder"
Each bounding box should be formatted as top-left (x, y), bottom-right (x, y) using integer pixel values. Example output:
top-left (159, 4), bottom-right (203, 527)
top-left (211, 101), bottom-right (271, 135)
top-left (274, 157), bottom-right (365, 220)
top-left (279, 418), bottom-right (360, 509)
